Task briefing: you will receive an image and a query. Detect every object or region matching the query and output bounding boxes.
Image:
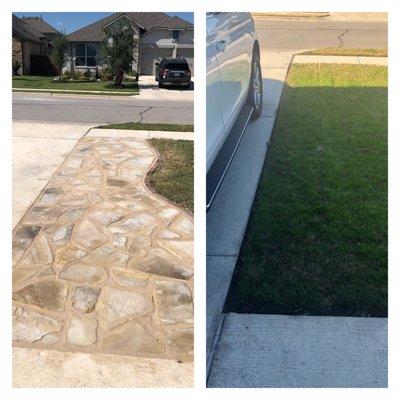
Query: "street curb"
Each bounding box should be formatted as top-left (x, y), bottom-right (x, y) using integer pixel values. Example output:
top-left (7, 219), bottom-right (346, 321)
top-left (293, 55), bottom-right (388, 65)
top-left (12, 88), bottom-right (137, 98)
top-left (87, 128), bottom-right (194, 141)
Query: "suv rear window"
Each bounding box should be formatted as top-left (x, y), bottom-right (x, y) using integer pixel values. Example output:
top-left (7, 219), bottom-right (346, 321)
top-left (165, 62), bottom-right (190, 70)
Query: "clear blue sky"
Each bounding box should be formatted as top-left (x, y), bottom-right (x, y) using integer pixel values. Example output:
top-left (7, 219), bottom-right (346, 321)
top-left (13, 12), bottom-right (194, 34)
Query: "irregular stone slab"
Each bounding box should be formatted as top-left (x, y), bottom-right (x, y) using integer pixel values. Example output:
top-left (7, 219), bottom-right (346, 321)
top-left (133, 254), bottom-right (193, 280)
top-left (51, 225), bottom-right (73, 246)
top-left (107, 178), bottom-right (130, 188)
top-left (166, 328), bottom-right (194, 359)
top-left (72, 286), bottom-right (101, 313)
top-left (67, 315), bottom-right (97, 347)
top-left (109, 214), bottom-right (157, 236)
top-left (88, 209), bottom-right (124, 225)
top-left (39, 187), bottom-right (64, 206)
top-left (102, 287), bottom-right (153, 329)
top-left (127, 234), bottom-right (151, 257)
top-left (112, 268), bottom-right (149, 289)
top-left (55, 245), bottom-right (88, 268)
top-left (30, 232), bottom-right (53, 265)
top-left (73, 220), bottom-right (108, 250)
top-left (13, 225), bottom-right (41, 263)
top-left (85, 246), bottom-right (129, 268)
top-left (158, 207), bottom-right (180, 221)
top-left (155, 281), bottom-right (193, 325)
top-left (13, 278), bottom-right (69, 312)
top-left (24, 206), bottom-right (66, 224)
top-left (58, 207), bottom-right (86, 224)
top-left (13, 304), bottom-right (62, 344)
top-left (157, 229), bottom-right (180, 239)
top-left (13, 267), bottom-right (41, 287)
top-left (107, 195), bottom-right (145, 212)
top-left (101, 320), bottom-right (163, 356)
top-left (113, 236), bottom-right (127, 249)
top-left (157, 240), bottom-right (193, 261)
top-left (59, 262), bottom-right (107, 284)
top-left (170, 217), bottom-right (193, 237)
top-left (59, 194), bottom-right (89, 207)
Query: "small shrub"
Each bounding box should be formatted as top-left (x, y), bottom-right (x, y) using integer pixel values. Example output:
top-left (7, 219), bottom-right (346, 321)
top-left (12, 60), bottom-right (22, 76)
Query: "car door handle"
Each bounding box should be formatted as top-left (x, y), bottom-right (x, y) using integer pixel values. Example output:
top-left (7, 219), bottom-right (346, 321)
top-left (215, 40), bottom-right (227, 53)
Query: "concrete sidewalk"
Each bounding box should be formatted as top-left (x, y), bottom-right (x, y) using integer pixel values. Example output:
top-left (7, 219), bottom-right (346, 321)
top-left (208, 314), bottom-right (387, 388)
top-left (206, 50), bottom-right (293, 370)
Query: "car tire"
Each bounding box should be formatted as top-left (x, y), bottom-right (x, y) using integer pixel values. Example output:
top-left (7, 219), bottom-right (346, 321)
top-left (155, 75), bottom-right (158, 82)
top-left (158, 81), bottom-right (163, 88)
top-left (247, 52), bottom-right (263, 120)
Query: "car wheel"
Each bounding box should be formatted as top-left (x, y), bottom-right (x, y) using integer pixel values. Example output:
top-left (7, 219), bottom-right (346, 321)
top-left (247, 52), bottom-right (263, 120)
top-left (155, 75), bottom-right (158, 82)
top-left (158, 81), bottom-right (163, 88)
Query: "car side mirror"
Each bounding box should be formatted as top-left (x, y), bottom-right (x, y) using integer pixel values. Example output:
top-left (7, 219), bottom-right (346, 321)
top-left (155, 63), bottom-right (159, 66)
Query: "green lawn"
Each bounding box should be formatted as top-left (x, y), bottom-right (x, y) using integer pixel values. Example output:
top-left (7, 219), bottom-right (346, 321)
top-left (146, 139), bottom-right (193, 213)
top-left (299, 48), bottom-right (387, 57)
top-left (97, 122), bottom-right (194, 132)
top-left (12, 76), bottom-right (139, 94)
top-left (226, 64), bottom-right (387, 317)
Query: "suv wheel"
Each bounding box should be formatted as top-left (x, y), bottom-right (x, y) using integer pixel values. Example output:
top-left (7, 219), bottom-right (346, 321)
top-left (247, 52), bottom-right (263, 120)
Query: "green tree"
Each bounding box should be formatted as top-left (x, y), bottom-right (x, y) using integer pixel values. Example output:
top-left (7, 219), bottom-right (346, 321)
top-left (101, 19), bottom-right (137, 87)
top-left (50, 33), bottom-right (69, 80)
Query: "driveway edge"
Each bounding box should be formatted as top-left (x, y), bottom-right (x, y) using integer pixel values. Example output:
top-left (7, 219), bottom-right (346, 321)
top-left (87, 128), bottom-right (194, 140)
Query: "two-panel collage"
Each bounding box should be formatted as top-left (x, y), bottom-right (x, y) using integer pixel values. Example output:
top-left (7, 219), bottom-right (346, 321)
top-left (8, 5), bottom-right (390, 395)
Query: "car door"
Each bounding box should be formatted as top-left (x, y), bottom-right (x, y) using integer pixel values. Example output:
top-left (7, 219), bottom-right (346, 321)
top-left (213, 13), bottom-right (253, 135)
top-left (206, 13), bottom-right (225, 171)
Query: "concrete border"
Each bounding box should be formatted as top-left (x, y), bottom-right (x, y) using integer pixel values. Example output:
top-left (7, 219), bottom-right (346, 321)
top-left (87, 128), bottom-right (194, 140)
top-left (293, 55), bottom-right (388, 65)
top-left (13, 87), bottom-right (138, 95)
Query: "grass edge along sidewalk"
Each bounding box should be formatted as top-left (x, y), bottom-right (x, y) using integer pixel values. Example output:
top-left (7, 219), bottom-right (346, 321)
top-left (226, 63), bottom-right (387, 318)
top-left (299, 47), bottom-right (387, 57)
top-left (12, 75), bottom-right (139, 95)
top-left (97, 122), bottom-right (194, 132)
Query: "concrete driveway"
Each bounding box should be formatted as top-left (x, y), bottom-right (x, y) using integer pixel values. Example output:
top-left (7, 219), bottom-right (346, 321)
top-left (138, 75), bottom-right (194, 101)
top-left (13, 121), bottom-right (94, 228)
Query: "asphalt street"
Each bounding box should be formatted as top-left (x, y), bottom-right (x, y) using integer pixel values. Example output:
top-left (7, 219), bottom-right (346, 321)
top-left (12, 92), bottom-right (194, 125)
top-left (255, 19), bottom-right (387, 50)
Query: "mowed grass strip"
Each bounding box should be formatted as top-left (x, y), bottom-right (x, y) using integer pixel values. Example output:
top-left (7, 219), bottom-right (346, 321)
top-left (146, 139), bottom-right (193, 213)
top-left (226, 64), bottom-right (387, 317)
top-left (13, 76), bottom-right (139, 94)
top-left (299, 47), bottom-right (387, 57)
top-left (97, 122), bottom-right (194, 132)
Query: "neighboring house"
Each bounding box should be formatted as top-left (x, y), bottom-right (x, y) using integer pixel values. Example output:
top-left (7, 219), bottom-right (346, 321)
top-left (12, 14), bottom-right (59, 75)
top-left (66, 12), bottom-right (194, 75)
top-left (22, 16), bottom-right (60, 53)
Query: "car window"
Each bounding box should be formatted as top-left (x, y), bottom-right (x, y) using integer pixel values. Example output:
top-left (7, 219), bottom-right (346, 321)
top-left (166, 62), bottom-right (189, 70)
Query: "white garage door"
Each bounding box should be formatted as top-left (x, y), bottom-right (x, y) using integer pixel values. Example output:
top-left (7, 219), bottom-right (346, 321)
top-left (140, 48), bottom-right (172, 75)
top-left (177, 48), bottom-right (194, 75)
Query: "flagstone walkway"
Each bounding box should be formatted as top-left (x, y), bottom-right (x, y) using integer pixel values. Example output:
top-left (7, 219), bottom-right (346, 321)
top-left (12, 136), bottom-right (193, 362)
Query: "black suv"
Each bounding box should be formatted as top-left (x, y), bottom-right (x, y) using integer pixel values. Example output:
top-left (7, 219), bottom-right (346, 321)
top-left (155, 57), bottom-right (191, 88)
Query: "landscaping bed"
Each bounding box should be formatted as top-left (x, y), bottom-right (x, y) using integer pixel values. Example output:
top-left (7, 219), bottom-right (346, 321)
top-left (12, 76), bottom-right (139, 94)
top-left (147, 139), bottom-right (194, 213)
top-left (226, 63), bottom-right (387, 317)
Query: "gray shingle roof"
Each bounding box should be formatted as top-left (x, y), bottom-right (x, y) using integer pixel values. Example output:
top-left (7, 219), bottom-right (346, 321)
top-left (22, 16), bottom-right (59, 34)
top-left (67, 12), bottom-right (193, 42)
top-left (12, 14), bottom-right (43, 44)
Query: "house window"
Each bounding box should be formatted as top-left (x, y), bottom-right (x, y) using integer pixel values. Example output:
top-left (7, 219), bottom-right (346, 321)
top-left (75, 43), bottom-right (97, 67)
top-left (171, 30), bottom-right (180, 40)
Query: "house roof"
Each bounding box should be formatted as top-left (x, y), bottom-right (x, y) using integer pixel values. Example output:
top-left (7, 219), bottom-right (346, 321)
top-left (12, 14), bottom-right (43, 44)
top-left (22, 16), bottom-right (59, 35)
top-left (67, 12), bottom-right (193, 42)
